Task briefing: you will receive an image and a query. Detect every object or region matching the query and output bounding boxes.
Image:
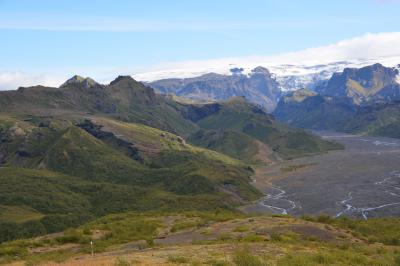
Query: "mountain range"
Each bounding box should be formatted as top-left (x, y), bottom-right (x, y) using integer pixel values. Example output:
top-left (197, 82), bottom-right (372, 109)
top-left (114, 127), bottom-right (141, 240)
top-left (2, 64), bottom-right (400, 265)
top-left (149, 67), bottom-right (281, 111)
top-left (145, 58), bottom-right (400, 141)
top-left (274, 63), bottom-right (400, 138)
top-left (0, 74), bottom-right (340, 243)
top-left (145, 57), bottom-right (400, 112)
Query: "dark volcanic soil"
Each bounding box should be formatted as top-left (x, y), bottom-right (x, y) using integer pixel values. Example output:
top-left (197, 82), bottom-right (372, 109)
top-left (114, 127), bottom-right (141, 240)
top-left (244, 131), bottom-right (400, 219)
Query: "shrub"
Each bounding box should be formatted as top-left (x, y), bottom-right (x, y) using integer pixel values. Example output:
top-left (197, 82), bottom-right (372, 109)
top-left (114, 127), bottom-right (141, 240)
top-left (233, 225), bottom-right (249, 232)
top-left (233, 248), bottom-right (265, 266)
top-left (114, 257), bottom-right (132, 266)
top-left (316, 214), bottom-right (333, 224)
top-left (394, 254), bottom-right (400, 266)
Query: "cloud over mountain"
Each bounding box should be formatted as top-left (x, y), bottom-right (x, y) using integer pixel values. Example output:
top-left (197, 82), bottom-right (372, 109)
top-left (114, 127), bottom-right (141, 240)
top-left (1, 32), bottom-right (400, 90)
top-left (133, 32), bottom-right (400, 81)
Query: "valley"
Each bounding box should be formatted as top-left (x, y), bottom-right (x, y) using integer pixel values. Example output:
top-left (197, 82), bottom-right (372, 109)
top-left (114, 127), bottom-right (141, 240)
top-left (0, 76), bottom-right (399, 265)
top-left (244, 131), bottom-right (400, 219)
top-left (3, 3), bottom-right (400, 265)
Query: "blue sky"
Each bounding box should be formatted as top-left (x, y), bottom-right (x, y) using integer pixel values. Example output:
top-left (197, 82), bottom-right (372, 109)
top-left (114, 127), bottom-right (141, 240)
top-left (0, 0), bottom-right (399, 87)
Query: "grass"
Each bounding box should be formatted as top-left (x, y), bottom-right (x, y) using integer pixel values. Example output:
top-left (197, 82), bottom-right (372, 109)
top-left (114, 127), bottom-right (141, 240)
top-left (195, 97), bottom-right (343, 160)
top-left (302, 215), bottom-right (400, 246)
top-left (167, 255), bottom-right (190, 264)
top-left (0, 115), bottom-right (260, 243)
top-left (341, 102), bottom-right (400, 139)
top-left (80, 213), bottom-right (160, 252)
top-left (0, 205), bottom-right (43, 223)
top-left (188, 129), bottom-right (260, 163)
top-left (0, 88), bottom-right (344, 245)
top-left (233, 248), bottom-right (266, 266)
top-left (24, 250), bottom-right (73, 266)
top-left (276, 245), bottom-right (395, 266)
top-left (0, 165), bottom-right (252, 243)
top-left (233, 225), bottom-right (249, 233)
top-left (1, 213), bottom-right (400, 265)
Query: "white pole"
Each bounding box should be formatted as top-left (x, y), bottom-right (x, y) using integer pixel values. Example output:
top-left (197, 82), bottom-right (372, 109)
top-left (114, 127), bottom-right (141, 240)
top-left (91, 241), bottom-right (94, 257)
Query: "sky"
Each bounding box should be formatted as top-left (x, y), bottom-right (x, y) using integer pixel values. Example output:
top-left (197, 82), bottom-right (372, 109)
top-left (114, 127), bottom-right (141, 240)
top-left (0, 0), bottom-right (400, 88)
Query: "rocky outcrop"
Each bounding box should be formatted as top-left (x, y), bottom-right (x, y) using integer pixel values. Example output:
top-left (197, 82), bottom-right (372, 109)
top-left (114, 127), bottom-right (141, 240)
top-left (316, 63), bottom-right (400, 104)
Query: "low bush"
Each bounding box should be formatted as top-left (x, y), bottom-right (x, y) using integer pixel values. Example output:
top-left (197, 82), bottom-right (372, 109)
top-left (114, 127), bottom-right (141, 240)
top-left (233, 248), bottom-right (266, 266)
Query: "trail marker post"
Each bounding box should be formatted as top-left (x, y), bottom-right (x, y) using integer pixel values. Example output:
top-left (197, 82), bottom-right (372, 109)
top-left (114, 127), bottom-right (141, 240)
top-left (91, 241), bottom-right (94, 257)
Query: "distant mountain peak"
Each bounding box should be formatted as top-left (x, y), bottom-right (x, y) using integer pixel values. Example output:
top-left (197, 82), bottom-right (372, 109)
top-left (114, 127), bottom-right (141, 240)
top-left (251, 66), bottom-right (271, 75)
top-left (230, 67), bottom-right (244, 75)
top-left (109, 75), bottom-right (136, 86)
top-left (319, 63), bottom-right (400, 104)
top-left (149, 66), bottom-right (281, 111)
top-left (60, 75), bottom-right (99, 89)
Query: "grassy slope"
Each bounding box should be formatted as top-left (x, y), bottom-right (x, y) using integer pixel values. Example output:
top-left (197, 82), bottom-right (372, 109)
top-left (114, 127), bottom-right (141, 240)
top-left (341, 103), bottom-right (400, 138)
top-left (0, 78), bottom-right (198, 138)
top-left (0, 205), bottom-right (43, 224)
top-left (194, 98), bottom-right (342, 160)
top-left (0, 166), bottom-right (244, 243)
top-left (0, 113), bottom-right (261, 243)
top-left (188, 129), bottom-right (260, 163)
top-left (273, 95), bottom-right (357, 131)
top-left (0, 82), bottom-right (342, 246)
top-left (1, 212), bottom-right (399, 265)
top-left (92, 117), bottom-right (241, 166)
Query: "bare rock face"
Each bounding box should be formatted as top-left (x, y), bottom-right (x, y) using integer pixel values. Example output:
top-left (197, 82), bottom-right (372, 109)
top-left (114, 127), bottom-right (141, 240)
top-left (316, 63), bottom-right (400, 104)
top-left (149, 66), bottom-right (282, 112)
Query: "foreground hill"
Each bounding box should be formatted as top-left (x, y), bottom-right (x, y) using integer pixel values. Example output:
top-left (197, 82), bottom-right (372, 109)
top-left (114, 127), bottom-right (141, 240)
top-left (0, 75), bottom-right (340, 243)
top-left (0, 115), bottom-right (258, 243)
top-left (1, 211), bottom-right (399, 265)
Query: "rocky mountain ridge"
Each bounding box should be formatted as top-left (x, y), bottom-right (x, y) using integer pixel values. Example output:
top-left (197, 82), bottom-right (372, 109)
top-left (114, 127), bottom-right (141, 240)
top-left (149, 66), bottom-right (281, 111)
top-left (145, 60), bottom-right (400, 112)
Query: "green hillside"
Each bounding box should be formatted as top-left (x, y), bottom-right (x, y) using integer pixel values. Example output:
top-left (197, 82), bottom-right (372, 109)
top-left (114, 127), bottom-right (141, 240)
top-left (0, 112), bottom-right (262, 243)
top-left (274, 89), bottom-right (400, 139)
top-left (1, 211), bottom-right (400, 265)
top-left (341, 102), bottom-right (400, 138)
top-left (188, 129), bottom-right (260, 163)
top-left (0, 76), bottom-right (198, 137)
top-left (273, 93), bottom-right (357, 131)
top-left (189, 97), bottom-right (343, 160)
top-left (0, 77), bottom-right (341, 244)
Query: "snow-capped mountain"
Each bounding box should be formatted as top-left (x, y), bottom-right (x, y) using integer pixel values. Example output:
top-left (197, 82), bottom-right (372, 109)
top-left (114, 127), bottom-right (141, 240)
top-left (134, 32), bottom-right (400, 92)
top-left (135, 56), bottom-right (400, 92)
top-left (149, 66), bottom-right (281, 111)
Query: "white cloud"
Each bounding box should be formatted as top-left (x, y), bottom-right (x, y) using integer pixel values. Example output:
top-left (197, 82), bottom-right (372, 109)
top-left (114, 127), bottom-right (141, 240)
top-left (270, 32), bottom-right (400, 63)
top-left (0, 72), bottom-right (66, 90)
top-left (132, 32), bottom-right (400, 81)
top-left (1, 32), bottom-right (400, 90)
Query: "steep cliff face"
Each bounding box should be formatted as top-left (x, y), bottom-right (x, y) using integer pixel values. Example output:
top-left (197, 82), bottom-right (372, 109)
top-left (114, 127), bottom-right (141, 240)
top-left (274, 64), bottom-right (400, 132)
top-left (317, 63), bottom-right (400, 104)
